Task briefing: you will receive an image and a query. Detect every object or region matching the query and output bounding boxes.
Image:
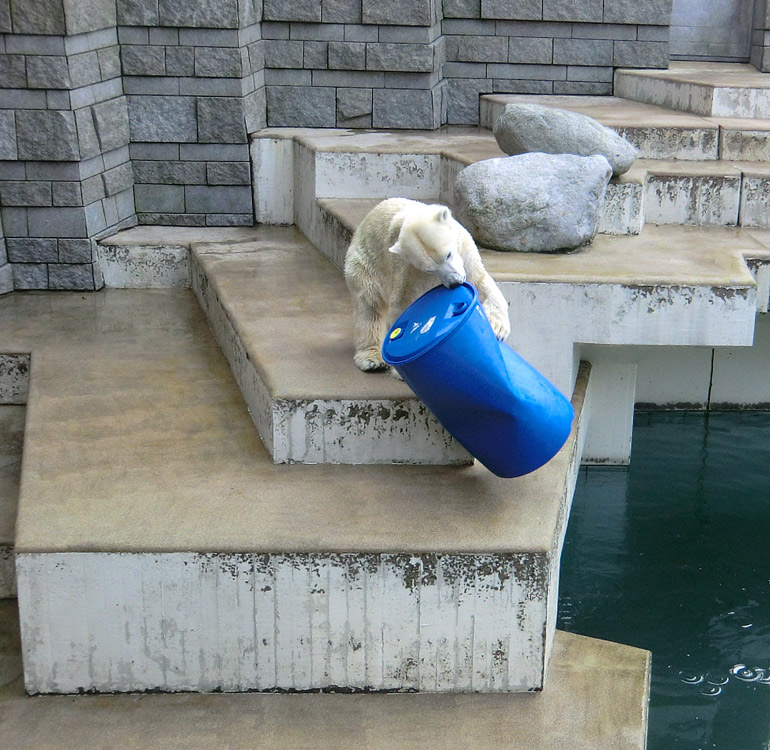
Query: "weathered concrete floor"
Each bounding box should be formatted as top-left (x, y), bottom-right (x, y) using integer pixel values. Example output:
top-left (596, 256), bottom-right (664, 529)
top-left (0, 599), bottom-right (649, 750)
top-left (0, 289), bottom-right (584, 556)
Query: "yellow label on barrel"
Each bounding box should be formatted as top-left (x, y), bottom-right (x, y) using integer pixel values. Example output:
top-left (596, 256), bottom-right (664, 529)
top-left (390, 327), bottom-right (402, 339)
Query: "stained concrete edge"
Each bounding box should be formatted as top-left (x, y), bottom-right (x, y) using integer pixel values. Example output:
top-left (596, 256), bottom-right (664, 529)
top-left (0, 598), bottom-right (650, 750)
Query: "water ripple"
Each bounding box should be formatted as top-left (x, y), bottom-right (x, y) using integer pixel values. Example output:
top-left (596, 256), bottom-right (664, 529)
top-left (730, 664), bottom-right (767, 682)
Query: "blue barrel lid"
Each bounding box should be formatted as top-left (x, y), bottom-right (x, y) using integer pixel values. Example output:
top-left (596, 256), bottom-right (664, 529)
top-left (382, 283), bottom-right (479, 366)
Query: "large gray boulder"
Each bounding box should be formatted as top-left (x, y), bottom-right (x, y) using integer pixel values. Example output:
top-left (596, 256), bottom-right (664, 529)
top-left (454, 153), bottom-right (612, 253)
top-left (493, 103), bottom-right (637, 177)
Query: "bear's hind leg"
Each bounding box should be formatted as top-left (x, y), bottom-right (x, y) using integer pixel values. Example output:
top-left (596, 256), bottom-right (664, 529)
top-left (352, 294), bottom-right (388, 372)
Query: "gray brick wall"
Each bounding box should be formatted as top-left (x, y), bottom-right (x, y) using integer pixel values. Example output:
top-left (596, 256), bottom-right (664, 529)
top-left (263, 7), bottom-right (446, 129)
top-left (119, 15), bottom-right (264, 227)
top-left (0, 18), bottom-right (132, 291)
top-left (443, 1), bottom-right (672, 124)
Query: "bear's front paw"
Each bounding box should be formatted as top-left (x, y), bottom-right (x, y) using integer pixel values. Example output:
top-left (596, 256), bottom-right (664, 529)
top-left (354, 349), bottom-right (388, 372)
top-left (488, 312), bottom-right (511, 342)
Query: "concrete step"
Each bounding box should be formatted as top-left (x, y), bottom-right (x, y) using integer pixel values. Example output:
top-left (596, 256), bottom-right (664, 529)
top-left (251, 127), bottom-right (643, 237)
top-left (190, 227), bottom-right (471, 466)
top-left (109, 215), bottom-right (769, 469)
top-left (99, 211), bottom-right (769, 468)
top-left (0, 599), bottom-right (649, 750)
top-left (615, 62), bottom-right (770, 119)
top-left (479, 95), bottom-right (770, 231)
top-left (101, 225), bottom-right (470, 466)
top-left (0, 406), bottom-right (23, 598)
top-left (2, 289), bottom-right (590, 694)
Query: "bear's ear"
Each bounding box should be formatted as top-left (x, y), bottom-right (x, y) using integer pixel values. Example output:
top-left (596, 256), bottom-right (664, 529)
top-left (437, 206), bottom-right (452, 223)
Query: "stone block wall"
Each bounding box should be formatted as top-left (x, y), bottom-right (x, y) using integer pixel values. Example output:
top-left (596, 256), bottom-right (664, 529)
top-left (118, 0), bottom-right (265, 226)
top-left (752, 0), bottom-right (770, 72)
top-left (0, 213), bottom-right (11, 294)
top-left (443, 2), bottom-right (671, 124)
top-left (0, 7), bottom-right (133, 290)
top-left (0, 0), bottom-right (676, 292)
top-left (262, 1), bottom-right (446, 129)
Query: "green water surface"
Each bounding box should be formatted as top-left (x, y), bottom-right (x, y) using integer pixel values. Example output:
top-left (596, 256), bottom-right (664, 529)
top-left (557, 412), bottom-right (770, 750)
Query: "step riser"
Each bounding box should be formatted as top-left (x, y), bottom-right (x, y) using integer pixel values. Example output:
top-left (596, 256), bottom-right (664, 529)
top-left (0, 403), bottom-right (24, 598)
top-left (712, 87), bottom-right (770, 119)
top-left (614, 74), bottom-right (715, 116)
top-left (0, 362), bottom-right (26, 599)
top-left (191, 252), bottom-right (471, 466)
top-left (720, 130), bottom-right (770, 161)
top-left (18, 550), bottom-right (551, 694)
top-left (601, 183), bottom-right (645, 235)
top-left (739, 176), bottom-right (770, 229)
top-left (96, 244), bottom-right (191, 289)
top-left (645, 174), bottom-right (741, 226)
top-left (0, 354), bottom-right (30, 405)
top-left (614, 126), bottom-right (719, 161)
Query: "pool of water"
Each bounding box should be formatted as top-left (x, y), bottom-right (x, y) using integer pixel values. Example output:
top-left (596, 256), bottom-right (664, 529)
top-left (558, 412), bottom-right (770, 750)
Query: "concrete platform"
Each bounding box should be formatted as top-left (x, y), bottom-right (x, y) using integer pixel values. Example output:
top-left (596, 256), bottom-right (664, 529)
top-left (252, 124), bottom-right (770, 257)
top-left (1, 290), bottom-right (590, 693)
top-left (0, 600), bottom-right (649, 750)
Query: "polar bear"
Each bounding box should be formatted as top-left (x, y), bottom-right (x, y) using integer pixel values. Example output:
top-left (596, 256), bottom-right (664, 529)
top-left (344, 197), bottom-right (510, 373)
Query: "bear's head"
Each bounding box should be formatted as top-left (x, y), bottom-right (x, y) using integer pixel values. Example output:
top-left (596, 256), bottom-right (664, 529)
top-left (388, 204), bottom-right (467, 289)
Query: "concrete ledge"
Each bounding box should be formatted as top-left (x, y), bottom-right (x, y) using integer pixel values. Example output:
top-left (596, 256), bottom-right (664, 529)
top-left (251, 128), bottom-right (646, 240)
top-left (0, 599), bottom-right (649, 750)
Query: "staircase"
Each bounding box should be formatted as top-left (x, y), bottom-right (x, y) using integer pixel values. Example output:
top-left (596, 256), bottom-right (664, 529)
top-left (4, 61), bottom-right (770, 748)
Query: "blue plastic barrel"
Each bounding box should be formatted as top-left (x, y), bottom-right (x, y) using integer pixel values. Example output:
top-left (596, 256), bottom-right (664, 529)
top-left (382, 283), bottom-right (574, 478)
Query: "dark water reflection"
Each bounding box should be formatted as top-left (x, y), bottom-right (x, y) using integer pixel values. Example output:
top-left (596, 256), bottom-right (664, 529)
top-left (558, 412), bottom-right (770, 750)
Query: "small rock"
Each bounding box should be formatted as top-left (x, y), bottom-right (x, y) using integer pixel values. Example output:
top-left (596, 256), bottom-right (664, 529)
top-left (454, 153), bottom-right (612, 253)
top-left (493, 103), bottom-right (637, 177)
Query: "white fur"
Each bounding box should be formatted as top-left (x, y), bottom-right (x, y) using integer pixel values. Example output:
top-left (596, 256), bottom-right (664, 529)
top-left (344, 198), bottom-right (511, 373)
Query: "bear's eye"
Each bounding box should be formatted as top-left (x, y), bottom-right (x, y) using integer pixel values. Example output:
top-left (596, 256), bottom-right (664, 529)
top-left (445, 251), bottom-right (453, 261)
